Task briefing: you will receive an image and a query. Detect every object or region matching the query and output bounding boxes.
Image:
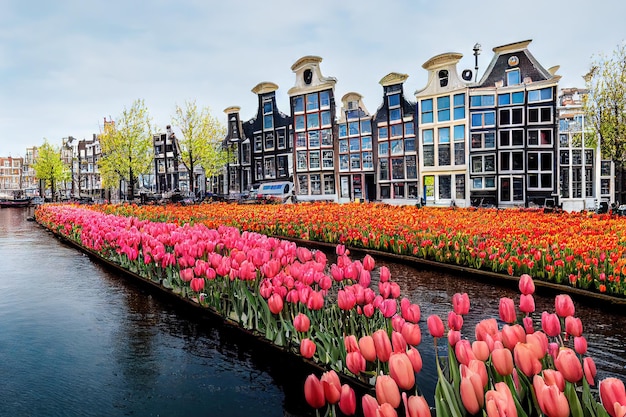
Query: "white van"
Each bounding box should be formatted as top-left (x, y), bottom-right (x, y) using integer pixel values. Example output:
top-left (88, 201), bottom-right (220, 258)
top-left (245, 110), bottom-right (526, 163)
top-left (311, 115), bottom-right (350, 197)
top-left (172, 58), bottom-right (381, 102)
top-left (256, 181), bottom-right (294, 203)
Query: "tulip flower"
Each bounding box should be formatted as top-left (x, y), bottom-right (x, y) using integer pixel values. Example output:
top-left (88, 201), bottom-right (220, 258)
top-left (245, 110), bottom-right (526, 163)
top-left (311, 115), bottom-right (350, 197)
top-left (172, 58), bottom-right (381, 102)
top-left (555, 348), bottom-right (583, 383)
top-left (362, 394), bottom-right (379, 417)
top-left (584, 356), bottom-right (597, 386)
top-left (533, 375), bottom-right (570, 417)
top-left (321, 370), bottom-right (341, 404)
top-left (455, 339), bottom-right (476, 366)
top-left (472, 340), bottom-right (490, 362)
top-left (427, 314), bottom-right (445, 338)
top-left (401, 299), bottom-right (421, 323)
top-left (379, 402), bottom-right (398, 417)
top-left (574, 336), bottom-right (588, 355)
top-left (501, 324), bottom-right (526, 350)
top-left (448, 330), bottom-right (461, 347)
top-left (541, 312), bottom-right (561, 337)
top-left (519, 273), bottom-right (535, 295)
top-left (460, 363), bottom-right (485, 414)
top-left (407, 346), bottom-right (423, 373)
top-left (363, 254), bottom-right (375, 271)
top-left (565, 316), bottom-right (583, 338)
top-left (555, 294), bottom-right (575, 318)
top-left (600, 378), bottom-right (626, 417)
top-left (514, 342), bottom-right (542, 377)
top-left (389, 352), bottom-right (416, 390)
top-left (376, 374), bottom-right (401, 408)
top-left (523, 316), bottom-right (534, 334)
top-left (359, 335), bottom-right (377, 362)
top-left (268, 293), bottom-right (284, 314)
top-left (519, 294), bottom-right (535, 314)
top-left (304, 374), bottom-right (325, 409)
top-left (373, 329), bottom-right (393, 362)
top-left (526, 331), bottom-right (548, 358)
top-left (491, 347), bottom-right (514, 376)
top-left (485, 382), bottom-right (517, 417)
top-left (339, 384), bottom-right (356, 416)
top-left (448, 311), bottom-right (464, 331)
top-left (346, 351), bottom-right (366, 375)
top-left (498, 297), bottom-right (517, 324)
top-left (401, 322), bottom-right (422, 346)
top-left (293, 313), bottom-right (310, 333)
top-left (392, 331), bottom-right (407, 354)
top-left (190, 277), bottom-right (205, 293)
top-left (344, 334), bottom-right (359, 353)
top-left (300, 338), bottom-right (316, 359)
top-left (542, 369), bottom-right (565, 392)
top-left (452, 292), bottom-right (470, 315)
top-left (403, 392), bottom-right (432, 417)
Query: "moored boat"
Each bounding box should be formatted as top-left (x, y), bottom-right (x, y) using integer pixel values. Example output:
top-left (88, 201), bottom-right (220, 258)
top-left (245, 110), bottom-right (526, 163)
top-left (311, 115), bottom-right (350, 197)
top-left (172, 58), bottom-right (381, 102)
top-left (0, 198), bottom-right (32, 208)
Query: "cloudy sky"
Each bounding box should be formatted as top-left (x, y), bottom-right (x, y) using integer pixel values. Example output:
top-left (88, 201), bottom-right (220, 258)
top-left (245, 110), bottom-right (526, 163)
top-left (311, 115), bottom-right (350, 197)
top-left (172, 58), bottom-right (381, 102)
top-left (1, 0), bottom-right (624, 157)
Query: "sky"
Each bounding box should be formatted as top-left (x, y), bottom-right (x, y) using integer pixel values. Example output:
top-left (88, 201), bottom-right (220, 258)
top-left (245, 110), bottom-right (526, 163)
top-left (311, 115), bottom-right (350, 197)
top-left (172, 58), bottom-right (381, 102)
top-left (1, 0), bottom-right (624, 157)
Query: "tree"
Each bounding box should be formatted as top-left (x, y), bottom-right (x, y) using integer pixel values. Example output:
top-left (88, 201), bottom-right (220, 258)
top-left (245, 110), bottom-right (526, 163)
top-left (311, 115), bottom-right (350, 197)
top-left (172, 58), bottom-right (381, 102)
top-left (98, 99), bottom-right (154, 200)
top-left (584, 42), bottom-right (626, 202)
top-left (32, 139), bottom-right (69, 201)
top-left (171, 100), bottom-right (228, 194)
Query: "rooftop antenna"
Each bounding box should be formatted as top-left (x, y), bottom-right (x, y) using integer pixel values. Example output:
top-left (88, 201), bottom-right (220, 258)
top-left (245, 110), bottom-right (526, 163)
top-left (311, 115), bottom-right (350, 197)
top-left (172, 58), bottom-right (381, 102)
top-left (473, 43), bottom-right (481, 82)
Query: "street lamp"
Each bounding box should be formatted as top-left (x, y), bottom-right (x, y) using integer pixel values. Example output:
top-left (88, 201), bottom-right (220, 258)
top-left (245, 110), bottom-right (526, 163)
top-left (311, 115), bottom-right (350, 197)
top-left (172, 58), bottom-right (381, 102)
top-left (473, 43), bottom-right (482, 82)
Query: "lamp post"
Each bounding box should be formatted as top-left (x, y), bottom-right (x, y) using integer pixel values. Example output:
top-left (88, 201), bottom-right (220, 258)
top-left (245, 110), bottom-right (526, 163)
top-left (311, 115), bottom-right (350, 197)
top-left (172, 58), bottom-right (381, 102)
top-left (473, 43), bottom-right (481, 82)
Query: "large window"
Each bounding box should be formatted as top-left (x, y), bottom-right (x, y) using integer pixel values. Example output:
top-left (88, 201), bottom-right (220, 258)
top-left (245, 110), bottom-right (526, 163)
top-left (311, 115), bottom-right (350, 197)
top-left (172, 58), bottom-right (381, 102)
top-left (320, 91), bottom-right (330, 108)
top-left (455, 174), bottom-right (465, 199)
top-left (500, 177), bottom-right (524, 202)
top-left (421, 99), bottom-right (433, 124)
top-left (306, 93), bottom-right (319, 112)
top-left (499, 108), bottom-right (523, 126)
top-left (506, 69), bottom-right (520, 86)
top-left (471, 132), bottom-right (495, 150)
top-left (378, 127), bottom-right (388, 140)
top-left (310, 174), bottom-right (321, 194)
top-left (298, 175), bottom-right (308, 194)
top-left (438, 127), bottom-right (450, 166)
top-left (264, 157), bottom-right (276, 179)
top-left (422, 129), bottom-right (434, 167)
top-left (527, 152), bottom-right (553, 189)
top-left (471, 111), bottom-right (496, 128)
top-left (293, 96), bottom-right (304, 113)
top-left (264, 132), bottom-right (274, 150)
top-left (406, 156), bottom-right (417, 179)
top-left (379, 158), bottom-right (389, 180)
top-left (321, 129), bottom-right (332, 146)
top-left (309, 151), bottom-right (320, 169)
top-left (308, 131), bottom-right (320, 148)
top-left (297, 151), bottom-right (307, 170)
top-left (323, 174), bottom-right (334, 194)
top-left (498, 91), bottom-right (525, 106)
top-left (437, 96), bottom-right (450, 122)
top-left (528, 129), bottom-right (553, 146)
top-left (322, 150), bottom-right (334, 169)
top-left (454, 125), bottom-right (465, 165)
top-left (499, 129), bottom-right (524, 147)
top-left (363, 152), bottom-right (373, 169)
top-left (471, 154), bottom-right (496, 174)
top-left (391, 158), bottom-right (404, 180)
top-left (500, 151), bottom-right (524, 172)
top-left (528, 107), bottom-right (552, 124)
top-left (254, 136), bottom-right (262, 152)
top-left (439, 175), bottom-right (451, 199)
top-left (453, 94), bottom-right (465, 120)
top-left (470, 95), bottom-right (495, 108)
top-left (528, 87), bottom-right (552, 103)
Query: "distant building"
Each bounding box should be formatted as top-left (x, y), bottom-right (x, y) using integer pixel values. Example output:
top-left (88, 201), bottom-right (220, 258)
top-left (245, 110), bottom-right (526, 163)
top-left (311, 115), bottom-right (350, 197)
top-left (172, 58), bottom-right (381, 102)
top-left (0, 156), bottom-right (25, 197)
top-left (23, 146), bottom-right (39, 195)
top-left (153, 126), bottom-right (187, 194)
top-left (289, 56), bottom-right (338, 201)
top-left (222, 105), bottom-right (247, 196)
top-left (77, 136), bottom-right (103, 198)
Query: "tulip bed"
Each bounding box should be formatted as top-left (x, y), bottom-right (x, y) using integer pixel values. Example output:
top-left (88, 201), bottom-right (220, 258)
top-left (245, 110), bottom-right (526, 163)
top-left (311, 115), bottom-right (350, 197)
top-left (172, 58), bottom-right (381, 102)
top-left (87, 202), bottom-right (626, 298)
top-left (35, 204), bottom-right (626, 417)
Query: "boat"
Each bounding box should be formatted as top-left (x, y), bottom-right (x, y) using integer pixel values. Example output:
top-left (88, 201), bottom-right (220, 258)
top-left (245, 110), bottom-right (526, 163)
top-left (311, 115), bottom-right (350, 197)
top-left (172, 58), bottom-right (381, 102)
top-left (0, 197), bottom-right (32, 208)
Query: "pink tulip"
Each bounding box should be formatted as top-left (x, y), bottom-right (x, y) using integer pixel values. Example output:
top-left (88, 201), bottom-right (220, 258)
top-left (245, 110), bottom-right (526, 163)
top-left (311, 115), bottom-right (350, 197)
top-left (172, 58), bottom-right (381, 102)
top-left (600, 378), bottom-right (626, 417)
top-left (336, 244), bottom-right (346, 256)
top-left (401, 322), bottom-right (422, 346)
top-left (455, 339), bottom-right (476, 366)
top-left (268, 293), bottom-right (284, 314)
top-left (514, 343), bottom-right (542, 377)
top-left (555, 348), bottom-right (583, 383)
top-left (448, 330), bottom-right (461, 347)
top-left (401, 299), bottom-right (421, 323)
top-left (344, 334), bottom-right (359, 353)
top-left (190, 277), bottom-right (205, 292)
top-left (407, 346), bottom-right (423, 373)
top-left (306, 291), bottom-right (324, 310)
top-left (526, 331), bottom-right (549, 359)
top-left (565, 316), bottom-right (583, 338)
top-left (452, 292), bottom-right (470, 315)
top-left (293, 313), bottom-right (310, 333)
top-left (361, 394), bottom-right (379, 417)
top-left (491, 347), bottom-right (514, 376)
top-left (359, 269), bottom-right (372, 287)
top-left (392, 316), bottom-right (406, 333)
top-left (339, 384), bottom-right (356, 416)
top-left (475, 318), bottom-right (501, 351)
top-left (460, 363), bottom-right (485, 415)
top-left (376, 374), bottom-right (401, 408)
top-left (337, 289), bottom-right (357, 310)
top-left (498, 297), bottom-right (517, 324)
top-left (472, 340), bottom-right (490, 362)
top-left (519, 274), bottom-right (535, 295)
top-left (485, 382), bottom-right (518, 417)
top-left (469, 358), bottom-right (489, 388)
top-left (321, 370), bottom-right (341, 404)
top-left (392, 331), bottom-right (407, 354)
top-left (448, 311), bottom-right (464, 331)
top-left (359, 335), bottom-right (377, 362)
top-left (346, 351), bottom-right (366, 375)
top-left (519, 294), bottom-right (535, 314)
top-left (533, 375), bottom-right (570, 417)
top-left (373, 329), bottom-right (393, 363)
top-left (501, 324), bottom-right (526, 350)
top-left (403, 393), bottom-right (432, 417)
top-left (584, 357), bottom-right (597, 386)
top-left (541, 312), bottom-right (561, 337)
top-left (574, 336), bottom-right (588, 355)
top-left (523, 316), bottom-right (535, 334)
top-left (555, 294), bottom-right (575, 318)
top-left (380, 299), bottom-right (398, 318)
top-left (427, 314), bottom-right (445, 338)
top-left (300, 338), bottom-right (316, 359)
top-left (389, 352), bottom-right (416, 390)
top-left (304, 374), bottom-right (325, 409)
top-left (379, 266), bottom-right (391, 282)
top-left (379, 403), bottom-right (398, 417)
top-left (363, 254), bottom-right (375, 271)
top-left (542, 369), bottom-right (565, 392)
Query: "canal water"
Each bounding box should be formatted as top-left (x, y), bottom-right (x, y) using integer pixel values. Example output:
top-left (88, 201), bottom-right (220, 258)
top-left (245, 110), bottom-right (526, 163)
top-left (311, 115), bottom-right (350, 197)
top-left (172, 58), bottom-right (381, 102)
top-left (1, 207), bottom-right (625, 416)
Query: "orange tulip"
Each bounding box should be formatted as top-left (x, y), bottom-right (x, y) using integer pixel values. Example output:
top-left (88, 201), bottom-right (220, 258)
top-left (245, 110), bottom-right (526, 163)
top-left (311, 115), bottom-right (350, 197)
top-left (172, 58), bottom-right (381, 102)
top-left (359, 335), bottom-right (377, 362)
top-left (362, 394), bottom-right (380, 417)
top-left (373, 329), bottom-right (393, 363)
top-left (375, 374), bottom-right (401, 408)
top-left (501, 324), bottom-right (526, 350)
top-left (392, 331), bottom-right (407, 353)
top-left (389, 352), bottom-right (415, 390)
top-left (401, 322), bottom-right (422, 346)
top-left (379, 402), bottom-right (399, 417)
top-left (455, 339), bottom-right (476, 366)
top-left (491, 347), bottom-right (514, 376)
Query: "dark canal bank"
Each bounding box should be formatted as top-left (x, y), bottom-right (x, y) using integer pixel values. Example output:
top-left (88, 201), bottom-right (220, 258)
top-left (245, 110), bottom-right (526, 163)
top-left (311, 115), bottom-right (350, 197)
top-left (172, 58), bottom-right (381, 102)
top-left (1, 206), bottom-right (625, 416)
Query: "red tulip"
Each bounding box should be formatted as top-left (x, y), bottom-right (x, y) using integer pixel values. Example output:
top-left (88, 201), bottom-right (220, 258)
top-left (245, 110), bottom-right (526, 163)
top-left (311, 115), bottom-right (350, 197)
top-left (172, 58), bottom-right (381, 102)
top-left (584, 357), bottom-right (597, 386)
top-left (555, 348), bottom-right (583, 383)
top-left (300, 338), bottom-right (316, 359)
top-left (485, 382), bottom-right (517, 417)
top-left (533, 375), bottom-right (570, 417)
top-left (389, 353), bottom-right (415, 390)
top-left (498, 297), bottom-right (516, 324)
top-left (304, 374), bottom-right (325, 409)
top-left (321, 370), bottom-right (341, 404)
top-left (555, 294), bottom-right (575, 318)
top-left (460, 363), bottom-right (485, 414)
top-left (373, 329), bottom-right (393, 362)
top-left (339, 384), bottom-right (356, 416)
top-left (376, 374), bottom-right (401, 408)
top-left (403, 393), bottom-right (432, 417)
top-left (427, 314), bottom-right (444, 338)
top-left (600, 378), bottom-right (626, 417)
top-left (491, 347), bottom-right (514, 376)
top-left (293, 313), bottom-right (310, 333)
top-left (268, 293), bottom-right (283, 314)
top-left (190, 277), bottom-right (205, 292)
top-left (565, 316), bottom-right (583, 338)
top-left (361, 394), bottom-right (379, 417)
top-left (448, 311), bottom-right (464, 331)
top-left (346, 351), bottom-right (366, 375)
top-left (452, 292), bottom-right (470, 315)
top-left (519, 294), bottom-right (535, 314)
top-left (359, 335), bottom-right (377, 362)
top-left (306, 291), bottom-right (324, 310)
top-left (518, 274), bottom-right (535, 295)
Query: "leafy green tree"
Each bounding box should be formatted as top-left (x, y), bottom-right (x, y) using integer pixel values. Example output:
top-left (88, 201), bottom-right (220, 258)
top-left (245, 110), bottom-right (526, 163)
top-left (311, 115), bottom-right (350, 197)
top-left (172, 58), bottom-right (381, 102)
top-left (584, 42), bottom-right (626, 201)
top-left (32, 139), bottom-right (69, 201)
top-left (171, 100), bottom-right (228, 194)
top-left (98, 99), bottom-right (154, 200)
